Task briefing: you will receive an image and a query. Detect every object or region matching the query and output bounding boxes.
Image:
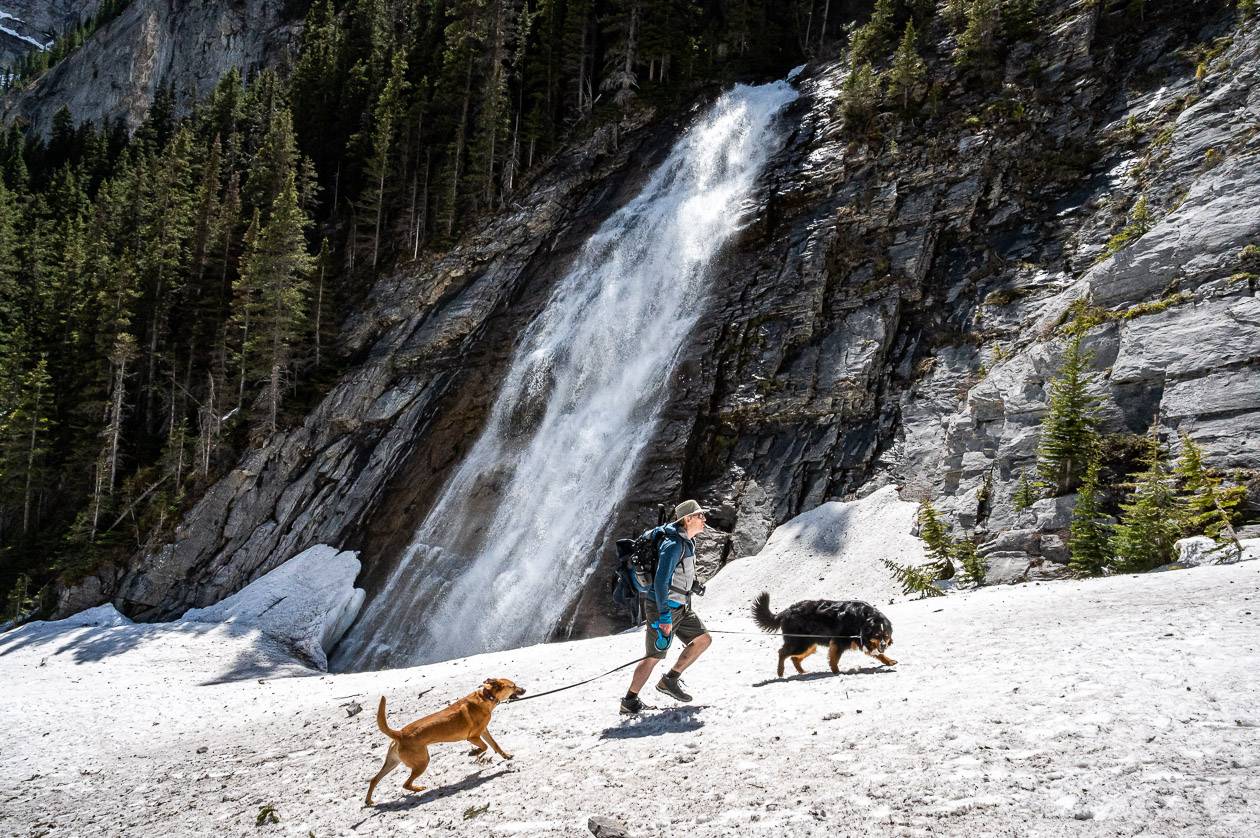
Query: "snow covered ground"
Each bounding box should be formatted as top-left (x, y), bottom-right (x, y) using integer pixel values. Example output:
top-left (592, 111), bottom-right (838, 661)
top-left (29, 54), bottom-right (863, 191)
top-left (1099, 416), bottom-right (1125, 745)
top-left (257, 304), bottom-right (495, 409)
top-left (2, 491), bottom-right (1259, 837)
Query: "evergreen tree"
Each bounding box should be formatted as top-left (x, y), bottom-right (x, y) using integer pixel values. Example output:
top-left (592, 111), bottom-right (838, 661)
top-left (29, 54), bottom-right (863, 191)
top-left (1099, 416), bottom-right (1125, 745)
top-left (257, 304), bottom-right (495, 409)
top-left (1012, 468), bottom-right (1039, 511)
top-left (602, 0), bottom-right (642, 107)
top-left (886, 21), bottom-right (926, 112)
top-left (1036, 334), bottom-right (1101, 494)
top-left (882, 557), bottom-right (945, 598)
top-left (355, 50), bottom-right (410, 270)
top-left (839, 60), bottom-right (882, 131)
top-left (917, 499), bottom-right (956, 579)
top-left (953, 538), bottom-right (988, 586)
top-left (1111, 426), bottom-right (1180, 573)
top-left (850, 0), bottom-right (896, 66)
top-left (954, 0), bottom-right (1002, 72)
top-left (1068, 459), bottom-right (1112, 576)
top-left (231, 173), bottom-right (313, 433)
top-left (1174, 433), bottom-right (1245, 544)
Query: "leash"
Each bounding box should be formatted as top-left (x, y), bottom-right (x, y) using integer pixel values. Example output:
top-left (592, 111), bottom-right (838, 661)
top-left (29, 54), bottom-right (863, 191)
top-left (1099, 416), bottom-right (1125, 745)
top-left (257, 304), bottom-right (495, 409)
top-left (506, 655), bottom-right (652, 704)
top-left (704, 627), bottom-right (863, 640)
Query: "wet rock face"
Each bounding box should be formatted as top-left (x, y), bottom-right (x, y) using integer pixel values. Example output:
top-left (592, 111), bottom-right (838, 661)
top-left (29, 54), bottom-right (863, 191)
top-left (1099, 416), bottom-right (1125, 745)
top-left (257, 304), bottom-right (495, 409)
top-left (57, 108), bottom-right (683, 621)
top-left (54, 2), bottom-right (1260, 640)
top-left (2, 0), bottom-right (297, 135)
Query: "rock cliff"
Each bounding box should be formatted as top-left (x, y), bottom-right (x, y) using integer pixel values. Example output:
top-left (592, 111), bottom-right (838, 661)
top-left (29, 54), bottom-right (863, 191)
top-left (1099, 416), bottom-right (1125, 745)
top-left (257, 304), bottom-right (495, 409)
top-left (55, 0), bottom-right (1260, 653)
top-left (2, 0), bottom-right (296, 135)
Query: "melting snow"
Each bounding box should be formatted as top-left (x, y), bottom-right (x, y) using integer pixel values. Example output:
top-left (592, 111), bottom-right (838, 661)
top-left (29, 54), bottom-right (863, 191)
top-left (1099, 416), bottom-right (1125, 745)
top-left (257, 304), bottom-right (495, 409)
top-left (1, 496), bottom-right (1257, 836)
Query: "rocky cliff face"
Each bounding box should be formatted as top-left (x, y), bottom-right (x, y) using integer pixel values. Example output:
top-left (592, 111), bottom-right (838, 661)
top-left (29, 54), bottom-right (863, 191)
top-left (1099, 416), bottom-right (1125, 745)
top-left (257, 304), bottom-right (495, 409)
top-left (2, 0), bottom-right (296, 135)
top-left (0, 2), bottom-right (97, 68)
top-left (57, 1), bottom-right (1260, 651)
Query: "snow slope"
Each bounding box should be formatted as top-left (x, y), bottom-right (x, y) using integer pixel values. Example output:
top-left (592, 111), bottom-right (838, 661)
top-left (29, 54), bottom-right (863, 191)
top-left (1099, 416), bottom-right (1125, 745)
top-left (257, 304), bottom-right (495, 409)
top-left (2, 496), bottom-right (1259, 837)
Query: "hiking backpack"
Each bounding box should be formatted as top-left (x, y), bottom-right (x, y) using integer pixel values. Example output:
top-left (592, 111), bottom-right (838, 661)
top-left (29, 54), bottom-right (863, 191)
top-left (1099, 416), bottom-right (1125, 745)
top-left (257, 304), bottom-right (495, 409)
top-left (611, 506), bottom-right (671, 624)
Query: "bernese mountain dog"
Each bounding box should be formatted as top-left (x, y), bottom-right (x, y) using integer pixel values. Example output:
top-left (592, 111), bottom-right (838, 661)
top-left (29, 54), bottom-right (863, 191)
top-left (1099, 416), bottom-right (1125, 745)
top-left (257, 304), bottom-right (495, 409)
top-left (752, 592), bottom-right (897, 677)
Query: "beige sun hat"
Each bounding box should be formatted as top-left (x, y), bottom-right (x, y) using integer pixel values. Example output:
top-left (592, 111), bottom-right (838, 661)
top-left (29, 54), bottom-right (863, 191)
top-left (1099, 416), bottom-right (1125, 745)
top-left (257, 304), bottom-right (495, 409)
top-left (672, 499), bottom-right (707, 523)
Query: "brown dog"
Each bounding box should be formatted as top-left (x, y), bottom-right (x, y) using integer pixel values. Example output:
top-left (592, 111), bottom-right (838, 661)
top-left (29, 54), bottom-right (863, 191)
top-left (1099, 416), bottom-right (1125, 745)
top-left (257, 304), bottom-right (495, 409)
top-left (365, 677), bottom-right (526, 805)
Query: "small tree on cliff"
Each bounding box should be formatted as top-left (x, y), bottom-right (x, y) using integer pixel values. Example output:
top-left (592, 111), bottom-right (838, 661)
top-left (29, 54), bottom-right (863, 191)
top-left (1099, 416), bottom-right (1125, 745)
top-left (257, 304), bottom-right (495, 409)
top-left (917, 499), bottom-right (956, 579)
top-left (1037, 334), bottom-right (1101, 494)
top-left (1012, 468), bottom-right (1039, 512)
top-left (887, 21), bottom-right (927, 112)
top-left (1111, 426), bottom-right (1179, 572)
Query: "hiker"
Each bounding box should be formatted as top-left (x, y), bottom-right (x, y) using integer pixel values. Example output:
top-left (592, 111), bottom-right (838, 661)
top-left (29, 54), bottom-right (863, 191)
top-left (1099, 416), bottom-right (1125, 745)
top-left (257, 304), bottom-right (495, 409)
top-left (620, 499), bottom-right (712, 714)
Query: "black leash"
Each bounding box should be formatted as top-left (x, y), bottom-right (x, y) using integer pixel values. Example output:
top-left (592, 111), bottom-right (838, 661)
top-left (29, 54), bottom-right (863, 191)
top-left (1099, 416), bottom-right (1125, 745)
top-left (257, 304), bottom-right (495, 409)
top-left (704, 628), bottom-right (863, 640)
top-left (506, 655), bottom-right (652, 704)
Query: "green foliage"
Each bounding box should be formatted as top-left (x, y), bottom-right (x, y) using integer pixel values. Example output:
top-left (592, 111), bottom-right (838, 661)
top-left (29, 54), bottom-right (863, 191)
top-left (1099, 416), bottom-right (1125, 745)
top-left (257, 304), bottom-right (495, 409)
top-left (256, 804), bottom-right (280, 826)
top-left (917, 500), bottom-right (956, 579)
top-left (1012, 469), bottom-right (1040, 511)
top-left (1110, 426), bottom-right (1180, 573)
top-left (954, 0), bottom-right (1003, 73)
top-left (1242, 0), bottom-right (1257, 19)
top-left (463, 804), bottom-right (491, 820)
top-left (1036, 334), bottom-right (1101, 494)
top-left (954, 539), bottom-right (988, 587)
top-left (1068, 459), bottom-right (1112, 576)
top-left (887, 21), bottom-right (927, 112)
top-left (882, 557), bottom-right (946, 599)
top-left (3, 573), bottom-right (34, 623)
top-left (850, 0), bottom-right (896, 66)
top-left (839, 60), bottom-right (883, 132)
top-left (1100, 195), bottom-right (1153, 260)
top-left (1174, 434), bottom-right (1245, 543)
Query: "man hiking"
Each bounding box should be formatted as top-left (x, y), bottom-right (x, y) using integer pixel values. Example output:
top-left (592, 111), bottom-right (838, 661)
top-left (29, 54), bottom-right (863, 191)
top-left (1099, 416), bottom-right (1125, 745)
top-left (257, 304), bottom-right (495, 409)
top-left (621, 499), bottom-right (713, 714)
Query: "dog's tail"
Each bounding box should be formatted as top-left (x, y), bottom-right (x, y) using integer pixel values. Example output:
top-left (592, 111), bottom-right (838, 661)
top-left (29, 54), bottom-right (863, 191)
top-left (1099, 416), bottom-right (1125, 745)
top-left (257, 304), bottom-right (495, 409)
top-left (751, 591), bottom-right (782, 632)
top-left (376, 696), bottom-right (400, 739)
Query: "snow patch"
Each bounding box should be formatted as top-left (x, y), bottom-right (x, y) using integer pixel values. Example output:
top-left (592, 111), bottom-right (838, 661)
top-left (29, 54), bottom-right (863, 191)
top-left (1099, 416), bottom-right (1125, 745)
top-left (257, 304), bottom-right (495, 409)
top-left (182, 545), bottom-right (364, 669)
top-left (704, 485), bottom-right (923, 621)
top-left (787, 63), bottom-right (807, 82)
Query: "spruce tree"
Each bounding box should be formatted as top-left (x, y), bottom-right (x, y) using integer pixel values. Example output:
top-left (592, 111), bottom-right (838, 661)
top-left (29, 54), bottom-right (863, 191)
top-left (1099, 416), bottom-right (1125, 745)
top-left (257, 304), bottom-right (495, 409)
top-left (882, 557), bottom-right (945, 598)
top-left (1068, 459), bottom-right (1112, 576)
top-left (1012, 468), bottom-right (1039, 511)
top-left (917, 499), bottom-right (956, 579)
top-left (850, 0), bottom-right (895, 66)
top-left (1174, 433), bottom-right (1244, 545)
top-left (1036, 334), bottom-right (1101, 494)
top-left (231, 173), bottom-right (313, 433)
top-left (886, 21), bottom-right (926, 113)
top-left (954, 538), bottom-right (988, 587)
top-left (1111, 426), bottom-right (1180, 573)
top-left (839, 60), bottom-right (883, 131)
top-left (954, 0), bottom-right (1002, 72)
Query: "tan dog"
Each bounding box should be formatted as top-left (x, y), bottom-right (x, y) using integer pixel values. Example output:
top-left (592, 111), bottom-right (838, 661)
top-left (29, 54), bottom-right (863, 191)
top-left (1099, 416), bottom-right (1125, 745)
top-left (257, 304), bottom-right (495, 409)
top-left (365, 677), bottom-right (525, 805)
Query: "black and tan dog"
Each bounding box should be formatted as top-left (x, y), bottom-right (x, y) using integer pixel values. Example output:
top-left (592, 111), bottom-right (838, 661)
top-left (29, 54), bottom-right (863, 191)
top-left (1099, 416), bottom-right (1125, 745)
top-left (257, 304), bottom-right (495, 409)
top-left (752, 592), bottom-right (897, 677)
top-left (366, 677), bottom-right (525, 805)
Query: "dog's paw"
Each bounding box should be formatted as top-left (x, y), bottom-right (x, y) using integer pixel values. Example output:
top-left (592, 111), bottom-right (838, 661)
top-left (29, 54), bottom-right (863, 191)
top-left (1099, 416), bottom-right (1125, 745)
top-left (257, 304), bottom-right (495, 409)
top-left (883, 658), bottom-right (898, 666)
top-left (501, 753), bottom-right (514, 761)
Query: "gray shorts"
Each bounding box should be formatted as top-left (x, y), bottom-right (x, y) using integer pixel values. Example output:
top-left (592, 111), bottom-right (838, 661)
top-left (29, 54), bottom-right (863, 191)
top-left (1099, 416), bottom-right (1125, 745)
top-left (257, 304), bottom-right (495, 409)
top-left (642, 598), bottom-right (707, 659)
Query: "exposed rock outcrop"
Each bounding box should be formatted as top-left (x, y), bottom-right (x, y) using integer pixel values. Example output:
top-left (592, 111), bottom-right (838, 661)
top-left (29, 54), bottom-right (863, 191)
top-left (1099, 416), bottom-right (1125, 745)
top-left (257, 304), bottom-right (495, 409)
top-left (54, 1), bottom-right (1260, 652)
top-left (2, 0), bottom-right (296, 135)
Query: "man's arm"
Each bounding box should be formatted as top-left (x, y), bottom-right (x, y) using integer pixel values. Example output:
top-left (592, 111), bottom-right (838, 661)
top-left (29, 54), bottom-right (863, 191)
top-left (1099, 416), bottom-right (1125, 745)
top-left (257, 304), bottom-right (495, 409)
top-left (652, 536), bottom-right (684, 623)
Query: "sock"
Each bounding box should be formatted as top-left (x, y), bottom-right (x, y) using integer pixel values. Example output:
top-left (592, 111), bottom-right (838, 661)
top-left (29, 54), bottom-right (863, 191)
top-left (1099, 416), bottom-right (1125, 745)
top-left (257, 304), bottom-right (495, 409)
top-left (625, 690), bottom-right (638, 700)
top-left (667, 669), bottom-right (682, 680)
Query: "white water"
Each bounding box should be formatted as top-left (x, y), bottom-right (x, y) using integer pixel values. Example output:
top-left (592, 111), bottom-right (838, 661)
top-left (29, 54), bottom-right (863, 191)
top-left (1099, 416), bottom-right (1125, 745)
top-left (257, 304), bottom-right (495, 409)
top-left (333, 80), bottom-right (798, 672)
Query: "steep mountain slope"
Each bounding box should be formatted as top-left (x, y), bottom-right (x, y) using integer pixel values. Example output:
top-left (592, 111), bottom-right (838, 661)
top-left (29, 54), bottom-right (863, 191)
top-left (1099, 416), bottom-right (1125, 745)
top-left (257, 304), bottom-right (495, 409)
top-left (1, 0), bottom-right (297, 134)
top-left (47, 0), bottom-right (1260, 653)
top-left (0, 2), bottom-right (96, 67)
top-left (3, 495), bottom-right (1257, 836)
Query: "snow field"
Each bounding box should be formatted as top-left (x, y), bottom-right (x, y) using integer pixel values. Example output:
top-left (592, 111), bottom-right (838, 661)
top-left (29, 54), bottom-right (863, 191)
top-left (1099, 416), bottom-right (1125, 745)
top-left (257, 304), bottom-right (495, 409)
top-left (1, 489), bottom-right (1258, 837)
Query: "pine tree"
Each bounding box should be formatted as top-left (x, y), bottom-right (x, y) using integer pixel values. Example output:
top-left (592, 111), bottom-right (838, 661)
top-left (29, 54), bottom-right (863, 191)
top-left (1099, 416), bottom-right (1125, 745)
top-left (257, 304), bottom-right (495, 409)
top-left (1068, 459), bottom-right (1112, 576)
top-left (231, 173), bottom-right (313, 433)
top-left (954, 538), bottom-right (988, 587)
top-left (917, 500), bottom-right (956, 579)
top-left (839, 60), bottom-right (882, 131)
top-left (882, 557), bottom-right (945, 599)
top-left (954, 0), bottom-right (1002, 72)
top-left (601, 0), bottom-right (642, 108)
top-left (1012, 468), bottom-right (1039, 511)
top-left (850, 0), bottom-right (895, 66)
top-left (1174, 433), bottom-right (1244, 545)
top-left (1111, 426), bottom-right (1180, 573)
top-left (1036, 334), bottom-right (1101, 494)
top-left (354, 50), bottom-right (409, 270)
top-left (886, 21), bottom-right (926, 112)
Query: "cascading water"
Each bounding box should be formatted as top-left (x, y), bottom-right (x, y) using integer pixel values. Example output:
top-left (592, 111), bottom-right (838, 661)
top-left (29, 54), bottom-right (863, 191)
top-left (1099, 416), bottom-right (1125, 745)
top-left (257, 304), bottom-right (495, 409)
top-left (333, 79), bottom-right (798, 672)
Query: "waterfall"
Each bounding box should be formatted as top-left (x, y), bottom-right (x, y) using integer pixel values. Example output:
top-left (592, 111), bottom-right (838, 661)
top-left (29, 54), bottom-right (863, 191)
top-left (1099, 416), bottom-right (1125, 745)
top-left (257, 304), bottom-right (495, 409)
top-left (333, 79), bottom-right (798, 672)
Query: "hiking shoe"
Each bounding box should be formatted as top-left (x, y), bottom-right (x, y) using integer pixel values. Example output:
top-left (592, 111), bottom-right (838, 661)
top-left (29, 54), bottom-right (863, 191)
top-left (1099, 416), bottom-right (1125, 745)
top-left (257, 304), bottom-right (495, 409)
top-left (620, 694), bottom-right (644, 715)
top-left (655, 674), bottom-right (692, 702)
